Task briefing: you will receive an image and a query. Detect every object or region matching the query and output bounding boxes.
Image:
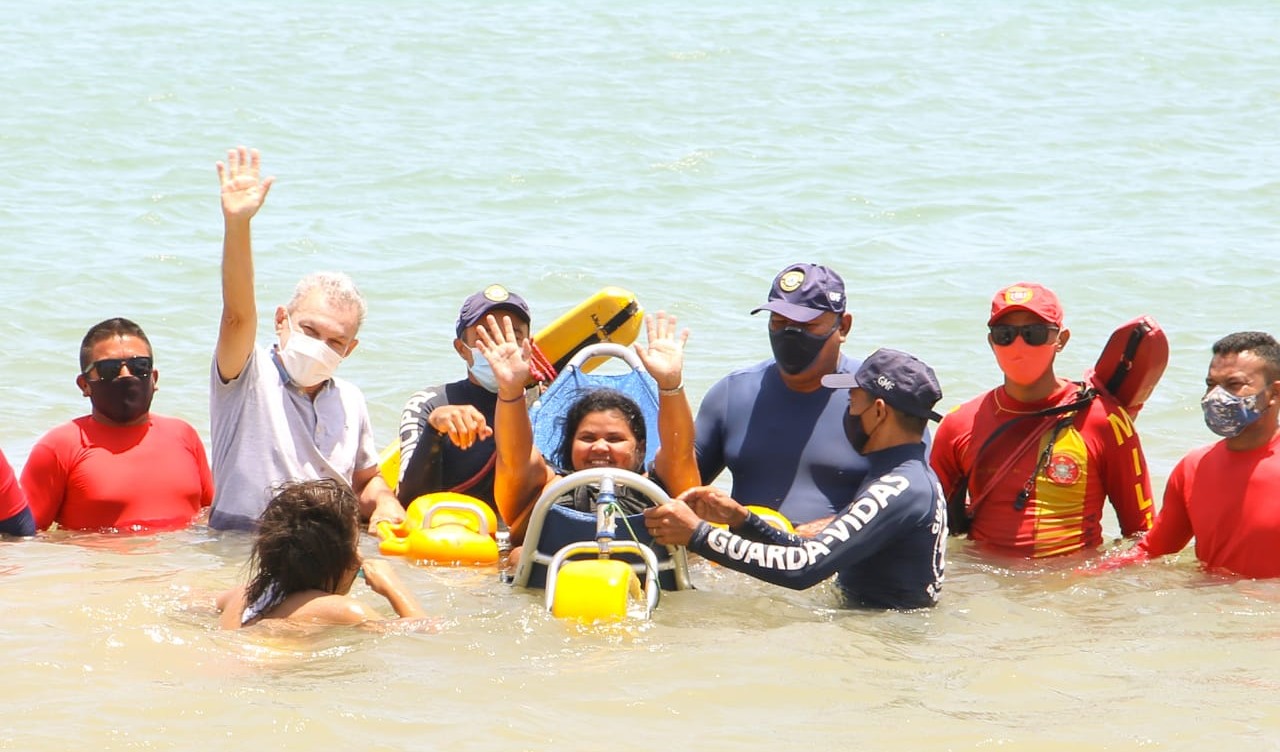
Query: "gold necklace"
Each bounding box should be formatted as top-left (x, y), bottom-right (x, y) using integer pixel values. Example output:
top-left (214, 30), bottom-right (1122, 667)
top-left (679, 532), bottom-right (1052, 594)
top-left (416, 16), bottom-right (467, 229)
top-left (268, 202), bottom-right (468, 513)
top-left (992, 388), bottom-right (1047, 415)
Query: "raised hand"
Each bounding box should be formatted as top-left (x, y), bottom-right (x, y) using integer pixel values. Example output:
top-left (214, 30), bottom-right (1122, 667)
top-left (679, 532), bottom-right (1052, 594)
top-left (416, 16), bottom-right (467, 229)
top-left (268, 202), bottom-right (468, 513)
top-left (474, 313), bottom-right (532, 399)
top-left (216, 146), bottom-right (274, 222)
top-left (634, 312), bottom-right (690, 391)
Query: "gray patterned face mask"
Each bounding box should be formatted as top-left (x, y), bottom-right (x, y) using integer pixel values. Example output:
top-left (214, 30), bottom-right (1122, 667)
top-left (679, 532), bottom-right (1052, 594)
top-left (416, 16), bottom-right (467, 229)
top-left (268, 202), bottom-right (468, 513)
top-left (1201, 385), bottom-right (1269, 438)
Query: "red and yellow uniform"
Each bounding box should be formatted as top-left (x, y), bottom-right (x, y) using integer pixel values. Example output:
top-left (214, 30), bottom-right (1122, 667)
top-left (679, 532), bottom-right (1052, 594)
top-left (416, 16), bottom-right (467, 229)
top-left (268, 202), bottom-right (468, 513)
top-left (1133, 431), bottom-right (1280, 578)
top-left (931, 381), bottom-right (1153, 557)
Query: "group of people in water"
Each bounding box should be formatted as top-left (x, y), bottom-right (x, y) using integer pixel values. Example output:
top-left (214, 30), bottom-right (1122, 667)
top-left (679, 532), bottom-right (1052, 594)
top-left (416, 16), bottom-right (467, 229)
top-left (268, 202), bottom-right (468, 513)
top-left (2, 146), bottom-right (1277, 628)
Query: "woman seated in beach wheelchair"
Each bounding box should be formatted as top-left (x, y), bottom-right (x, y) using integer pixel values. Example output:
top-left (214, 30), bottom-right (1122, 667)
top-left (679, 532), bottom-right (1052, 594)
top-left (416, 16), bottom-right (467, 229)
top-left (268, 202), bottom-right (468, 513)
top-left (477, 311), bottom-right (699, 620)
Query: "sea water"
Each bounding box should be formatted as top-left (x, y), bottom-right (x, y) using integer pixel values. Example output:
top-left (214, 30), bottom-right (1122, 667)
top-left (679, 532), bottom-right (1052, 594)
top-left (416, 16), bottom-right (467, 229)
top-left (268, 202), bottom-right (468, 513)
top-left (2, 1), bottom-right (1279, 748)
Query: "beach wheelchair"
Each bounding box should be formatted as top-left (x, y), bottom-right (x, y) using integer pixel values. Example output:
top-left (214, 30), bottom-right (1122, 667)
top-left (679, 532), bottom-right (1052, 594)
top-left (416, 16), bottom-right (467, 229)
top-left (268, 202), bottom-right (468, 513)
top-left (511, 343), bottom-right (693, 620)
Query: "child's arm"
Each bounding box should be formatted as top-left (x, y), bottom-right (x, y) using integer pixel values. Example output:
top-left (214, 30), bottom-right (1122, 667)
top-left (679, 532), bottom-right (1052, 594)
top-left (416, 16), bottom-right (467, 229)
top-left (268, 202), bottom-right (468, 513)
top-left (360, 559), bottom-right (428, 618)
top-left (215, 586), bottom-right (247, 630)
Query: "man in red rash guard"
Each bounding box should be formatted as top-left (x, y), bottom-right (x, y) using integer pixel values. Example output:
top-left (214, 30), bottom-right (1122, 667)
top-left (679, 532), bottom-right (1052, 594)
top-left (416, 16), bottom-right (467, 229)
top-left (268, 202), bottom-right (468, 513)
top-left (930, 283), bottom-right (1154, 558)
top-left (0, 448), bottom-right (34, 536)
top-left (1106, 331), bottom-right (1280, 577)
top-left (22, 318), bottom-right (213, 532)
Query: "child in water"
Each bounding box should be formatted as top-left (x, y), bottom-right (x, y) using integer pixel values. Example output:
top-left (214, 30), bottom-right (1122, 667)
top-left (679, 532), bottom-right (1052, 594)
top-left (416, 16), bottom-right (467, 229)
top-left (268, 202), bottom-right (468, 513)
top-left (217, 478), bottom-right (427, 629)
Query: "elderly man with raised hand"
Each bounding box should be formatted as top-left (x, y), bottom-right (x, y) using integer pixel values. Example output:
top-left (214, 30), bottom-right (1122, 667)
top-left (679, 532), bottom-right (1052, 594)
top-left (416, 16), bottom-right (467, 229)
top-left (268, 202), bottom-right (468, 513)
top-left (208, 146), bottom-right (402, 532)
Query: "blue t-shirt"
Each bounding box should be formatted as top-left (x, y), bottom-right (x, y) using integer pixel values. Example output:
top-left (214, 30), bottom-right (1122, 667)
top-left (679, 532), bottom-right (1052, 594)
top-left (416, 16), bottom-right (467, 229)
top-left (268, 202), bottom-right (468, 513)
top-left (687, 442), bottom-right (946, 609)
top-left (694, 355), bottom-right (868, 523)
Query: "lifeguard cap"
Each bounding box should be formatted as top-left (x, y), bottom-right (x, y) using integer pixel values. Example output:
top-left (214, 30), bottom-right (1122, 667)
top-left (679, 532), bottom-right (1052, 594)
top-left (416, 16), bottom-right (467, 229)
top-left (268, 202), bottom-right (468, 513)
top-left (989, 282), bottom-right (1063, 326)
top-left (822, 348), bottom-right (943, 422)
top-left (456, 284), bottom-right (531, 338)
top-left (751, 263), bottom-right (846, 323)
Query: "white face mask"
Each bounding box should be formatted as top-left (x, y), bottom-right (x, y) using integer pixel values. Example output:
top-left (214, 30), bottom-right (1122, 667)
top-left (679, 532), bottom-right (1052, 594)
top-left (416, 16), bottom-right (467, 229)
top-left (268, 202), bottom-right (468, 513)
top-left (468, 347), bottom-right (499, 393)
top-left (279, 312), bottom-right (346, 387)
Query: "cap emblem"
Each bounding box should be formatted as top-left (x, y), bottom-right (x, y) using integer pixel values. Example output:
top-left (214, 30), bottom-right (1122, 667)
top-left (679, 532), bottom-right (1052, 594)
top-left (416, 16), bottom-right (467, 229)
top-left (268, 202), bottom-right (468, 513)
top-left (483, 284), bottom-right (510, 302)
top-left (1004, 286), bottom-right (1033, 305)
top-left (778, 270), bottom-right (805, 293)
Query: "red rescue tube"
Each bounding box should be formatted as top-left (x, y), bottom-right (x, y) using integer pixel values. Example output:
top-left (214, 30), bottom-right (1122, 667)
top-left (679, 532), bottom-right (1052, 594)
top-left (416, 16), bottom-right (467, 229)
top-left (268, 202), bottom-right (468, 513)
top-left (1086, 315), bottom-right (1169, 418)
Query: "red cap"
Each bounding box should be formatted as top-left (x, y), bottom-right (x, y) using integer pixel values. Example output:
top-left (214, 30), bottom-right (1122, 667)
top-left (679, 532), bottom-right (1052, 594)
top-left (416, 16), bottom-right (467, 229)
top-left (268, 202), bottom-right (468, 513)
top-left (988, 282), bottom-right (1063, 326)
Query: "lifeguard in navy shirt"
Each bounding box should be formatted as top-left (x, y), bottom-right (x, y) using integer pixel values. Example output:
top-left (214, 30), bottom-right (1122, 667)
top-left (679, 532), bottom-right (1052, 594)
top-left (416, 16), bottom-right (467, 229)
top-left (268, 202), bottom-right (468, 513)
top-left (650, 348), bottom-right (947, 610)
top-left (693, 263), bottom-right (868, 532)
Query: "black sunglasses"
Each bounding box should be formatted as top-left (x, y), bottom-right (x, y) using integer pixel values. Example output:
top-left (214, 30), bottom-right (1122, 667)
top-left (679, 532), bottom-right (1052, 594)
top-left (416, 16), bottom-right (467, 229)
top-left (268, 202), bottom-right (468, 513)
top-left (84, 356), bottom-right (153, 382)
top-left (989, 324), bottom-right (1058, 347)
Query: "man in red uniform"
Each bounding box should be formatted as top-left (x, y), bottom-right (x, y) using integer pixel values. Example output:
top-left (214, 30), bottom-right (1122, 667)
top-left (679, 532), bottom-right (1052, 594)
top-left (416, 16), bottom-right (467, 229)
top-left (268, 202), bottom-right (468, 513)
top-left (22, 318), bottom-right (214, 532)
top-left (0, 449), bottom-right (34, 536)
top-left (930, 282), bottom-right (1153, 557)
top-left (1114, 331), bottom-right (1280, 577)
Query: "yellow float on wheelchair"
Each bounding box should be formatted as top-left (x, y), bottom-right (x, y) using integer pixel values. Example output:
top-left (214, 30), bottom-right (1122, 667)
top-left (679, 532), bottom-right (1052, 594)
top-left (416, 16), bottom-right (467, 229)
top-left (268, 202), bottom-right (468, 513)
top-left (711, 505), bottom-right (795, 534)
top-left (377, 493), bottom-right (499, 566)
top-left (550, 558), bottom-right (642, 622)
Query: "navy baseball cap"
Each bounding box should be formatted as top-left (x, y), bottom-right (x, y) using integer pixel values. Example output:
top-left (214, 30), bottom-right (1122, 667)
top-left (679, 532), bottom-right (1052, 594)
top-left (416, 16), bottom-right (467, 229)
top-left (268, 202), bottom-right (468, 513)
top-left (751, 263), bottom-right (847, 323)
top-left (822, 348), bottom-right (944, 421)
top-left (455, 284), bottom-right (531, 338)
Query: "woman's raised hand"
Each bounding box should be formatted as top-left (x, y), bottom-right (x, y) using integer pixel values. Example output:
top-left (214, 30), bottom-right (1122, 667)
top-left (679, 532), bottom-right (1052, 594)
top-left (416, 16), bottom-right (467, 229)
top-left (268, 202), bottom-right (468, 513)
top-left (475, 313), bottom-right (532, 399)
top-left (634, 312), bottom-right (689, 391)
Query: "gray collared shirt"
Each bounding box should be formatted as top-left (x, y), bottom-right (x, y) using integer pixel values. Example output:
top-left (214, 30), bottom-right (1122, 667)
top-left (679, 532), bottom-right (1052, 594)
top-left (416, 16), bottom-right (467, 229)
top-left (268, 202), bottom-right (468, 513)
top-left (208, 346), bottom-right (378, 530)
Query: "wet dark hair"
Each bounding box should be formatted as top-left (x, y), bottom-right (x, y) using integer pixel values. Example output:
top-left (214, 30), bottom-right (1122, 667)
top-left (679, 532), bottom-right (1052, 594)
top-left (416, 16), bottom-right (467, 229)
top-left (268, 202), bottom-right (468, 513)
top-left (555, 388), bottom-right (647, 472)
top-left (244, 478), bottom-right (362, 611)
top-left (79, 317), bottom-right (152, 372)
top-left (1212, 331), bottom-right (1280, 383)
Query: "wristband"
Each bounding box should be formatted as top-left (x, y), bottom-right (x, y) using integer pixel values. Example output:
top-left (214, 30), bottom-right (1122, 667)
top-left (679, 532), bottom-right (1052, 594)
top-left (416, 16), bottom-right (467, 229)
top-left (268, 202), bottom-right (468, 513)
top-left (658, 382), bottom-right (684, 396)
top-left (498, 391), bottom-right (525, 403)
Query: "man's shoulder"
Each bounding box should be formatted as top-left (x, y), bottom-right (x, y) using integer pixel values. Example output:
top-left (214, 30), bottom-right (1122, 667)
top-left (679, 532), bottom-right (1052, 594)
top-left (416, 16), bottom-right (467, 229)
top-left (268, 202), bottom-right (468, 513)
top-left (327, 374), bottom-right (369, 401)
top-left (213, 344), bottom-right (274, 391)
top-left (713, 358), bottom-right (777, 384)
top-left (33, 417), bottom-right (90, 448)
top-left (935, 389), bottom-right (994, 430)
top-left (1177, 439), bottom-right (1230, 472)
top-left (146, 414), bottom-right (203, 437)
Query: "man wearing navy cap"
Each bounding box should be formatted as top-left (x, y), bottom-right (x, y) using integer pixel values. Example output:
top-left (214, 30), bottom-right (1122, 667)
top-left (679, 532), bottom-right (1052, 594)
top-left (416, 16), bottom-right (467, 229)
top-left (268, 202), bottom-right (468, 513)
top-left (694, 262), bottom-right (866, 531)
top-left (397, 284), bottom-right (532, 511)
top-left (648, 348), bottom-right (947, 609)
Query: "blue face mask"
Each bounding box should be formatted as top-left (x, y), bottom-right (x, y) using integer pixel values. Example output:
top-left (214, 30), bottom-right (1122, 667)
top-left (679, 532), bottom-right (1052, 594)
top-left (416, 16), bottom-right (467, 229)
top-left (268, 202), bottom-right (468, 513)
top-left (468, 348), bottom-right (499, 393)
top-left (1201, 385), bottom-right (1269, 438)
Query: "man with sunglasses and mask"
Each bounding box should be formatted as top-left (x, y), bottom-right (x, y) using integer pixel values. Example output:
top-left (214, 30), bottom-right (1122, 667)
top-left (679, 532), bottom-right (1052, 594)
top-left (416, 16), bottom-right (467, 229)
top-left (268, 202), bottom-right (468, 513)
top-left (1100, 331), bottom-right (1280, 577)
top-left (22, 318), bottom-right (213, 531)
top-left (931, 282), bottom-right (1153, 558)
top-left (208, 147), bottom-right (403, 532)
top-left (694, 263), bottom-right (866, 533)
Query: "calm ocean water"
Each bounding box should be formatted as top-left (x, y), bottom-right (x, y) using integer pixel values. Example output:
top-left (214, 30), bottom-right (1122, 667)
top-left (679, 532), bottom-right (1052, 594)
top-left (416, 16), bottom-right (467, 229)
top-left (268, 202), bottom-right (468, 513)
top-left (3, 1), bottom-right (1279, 748)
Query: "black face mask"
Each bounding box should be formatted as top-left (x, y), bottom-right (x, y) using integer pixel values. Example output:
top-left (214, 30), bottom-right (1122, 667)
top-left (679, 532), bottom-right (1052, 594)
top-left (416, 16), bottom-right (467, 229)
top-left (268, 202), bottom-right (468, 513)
top-left (843, 409), bottom-right (873, 455)
top-left (769, 326), bottom-right (832, 375)
top-left (88, 376), bottom-right (154, 424)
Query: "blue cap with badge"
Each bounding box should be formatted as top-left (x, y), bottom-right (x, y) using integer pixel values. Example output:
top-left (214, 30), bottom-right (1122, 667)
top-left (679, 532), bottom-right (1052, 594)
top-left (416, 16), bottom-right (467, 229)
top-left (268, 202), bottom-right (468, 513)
top-left (456, 284), bottom-right (531, 338)
top-left (822, 348), bottom-right (944, 422)
top-left (750, 263), bottom-right (846, 323)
